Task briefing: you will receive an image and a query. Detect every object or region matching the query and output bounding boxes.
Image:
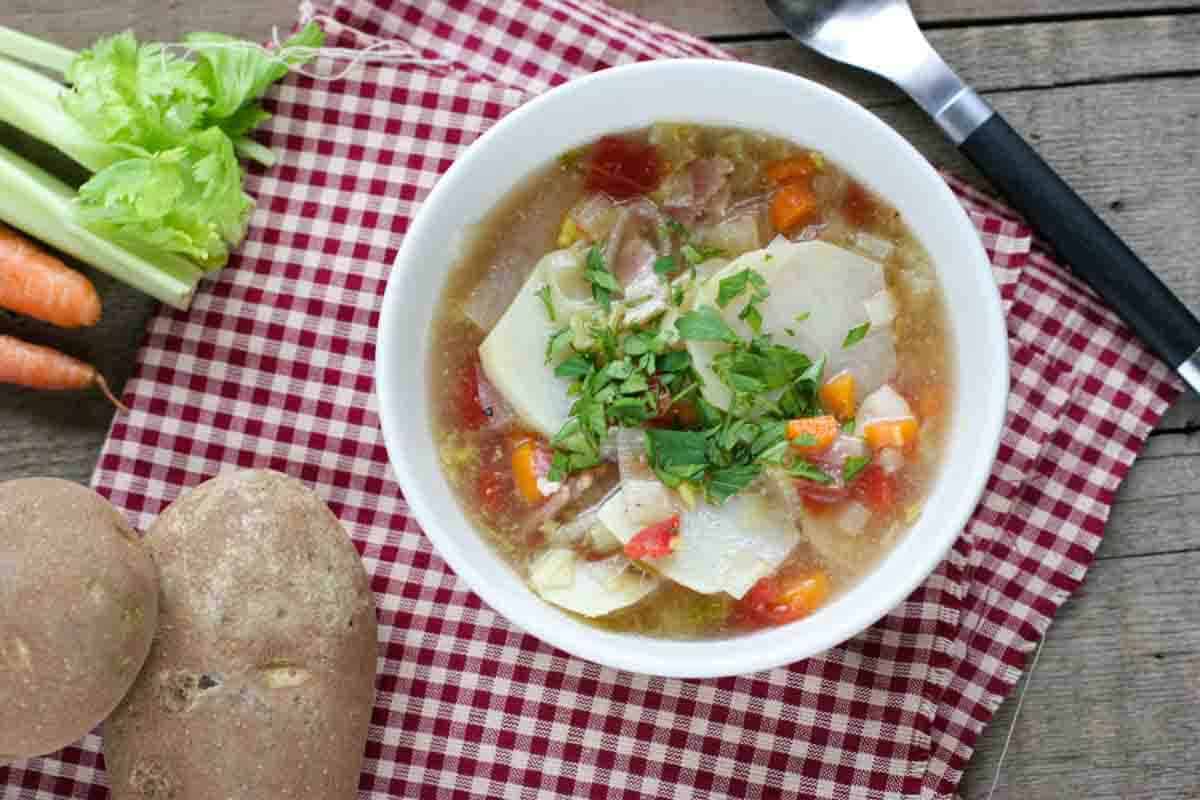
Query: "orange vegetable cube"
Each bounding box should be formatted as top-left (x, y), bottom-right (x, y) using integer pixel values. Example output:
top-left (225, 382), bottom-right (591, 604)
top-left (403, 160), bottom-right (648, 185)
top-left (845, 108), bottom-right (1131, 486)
top-left (820, 371), bottom-right (856, 421)
top-left (862, 417), bottom-right (919, 453)
top-left (741, 570), bottom-right (831, 626)
top-left (786, 415), bottom-right (840, 456)
top-left (770, 183), bottom-right (819, 233)
top-left (764, 155), bottom-right (817, 185)
top-left (511, 437), bottom-right (552, 505)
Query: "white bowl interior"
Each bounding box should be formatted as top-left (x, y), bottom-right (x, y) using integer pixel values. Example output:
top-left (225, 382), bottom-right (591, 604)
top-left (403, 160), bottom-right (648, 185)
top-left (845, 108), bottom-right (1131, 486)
top-left (376, 60), bottom-right (1008, 677)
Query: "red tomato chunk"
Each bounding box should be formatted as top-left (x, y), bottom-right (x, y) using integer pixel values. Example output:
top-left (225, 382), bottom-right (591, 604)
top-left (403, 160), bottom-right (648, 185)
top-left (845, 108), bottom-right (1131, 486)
top-left (585, 136), bottom-right (662, 199)
top-left (624, 515), bottom-right (681, 560)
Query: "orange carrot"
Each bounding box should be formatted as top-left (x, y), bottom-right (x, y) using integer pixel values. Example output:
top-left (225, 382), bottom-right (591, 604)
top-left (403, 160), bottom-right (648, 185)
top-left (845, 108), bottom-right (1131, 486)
top-left (787, 415), bottom-right (840, 456)
top-left (0, 224), bottom-right (101, 328)
top-left (770, 183), bottom-right (819, 233)
top-left (819, 371), bottom-right (856, 421)
top-left (863, 417), bottom-right (919, 453)
top-left (0, 335), bottom-right (125, 410)
top-left (764, 155), bottom-right (817, 186)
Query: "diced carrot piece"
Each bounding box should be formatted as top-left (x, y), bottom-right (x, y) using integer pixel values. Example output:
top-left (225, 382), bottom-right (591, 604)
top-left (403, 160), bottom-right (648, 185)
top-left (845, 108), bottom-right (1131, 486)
top-left (740, 570), bottom-right (832, 626)
top-left (787, 415), bottom-right (840, 456)
top-left (624, 515), bottom-right (681, 560)
top-left (511, 437), bottom-right (552, 505)
top-left (863, 417), bottom-right (919, 453)
top-left (851, 465), bottom-right (898, 512)
top-left (819, 371), bottom-right (856, 421)
top-left (765, 155), bottom-right (817, 185)
top-left (916, 382), bottom-right (948, 421)
top-left (770, 183), bottom-right (819, 233)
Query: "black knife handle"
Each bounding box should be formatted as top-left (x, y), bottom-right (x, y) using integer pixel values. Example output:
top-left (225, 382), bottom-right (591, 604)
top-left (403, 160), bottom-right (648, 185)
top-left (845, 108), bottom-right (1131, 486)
top-left (960, 112), bottom-right (1200, 371)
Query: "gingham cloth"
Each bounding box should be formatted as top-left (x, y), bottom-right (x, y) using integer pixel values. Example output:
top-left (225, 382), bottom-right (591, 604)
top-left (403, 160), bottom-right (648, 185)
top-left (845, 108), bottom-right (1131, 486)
top-left (1, 2), bottom-right (1181, 798)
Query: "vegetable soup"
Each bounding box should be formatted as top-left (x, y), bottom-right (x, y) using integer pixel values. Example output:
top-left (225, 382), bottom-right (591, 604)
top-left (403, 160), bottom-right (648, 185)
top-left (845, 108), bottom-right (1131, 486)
top-left (429, 124), bottom-right (953, 639)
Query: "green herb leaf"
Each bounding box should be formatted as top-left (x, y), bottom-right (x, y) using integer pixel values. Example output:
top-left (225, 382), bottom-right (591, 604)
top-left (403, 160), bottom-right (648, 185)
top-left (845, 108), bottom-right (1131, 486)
top-left (708, 464), bottom-right (762, 504)
top-left (584, 244), bottom-right (617, 311)
top-left (554, 354), bottom-right (593, 379)
top-left (739, 302), bottom-right (764, 334)
top-left (843, 321), bottom-right (871, 348)
top-left (675, 306), bottom-right (740, 344)
top-left (788, 460), bottom-right (834, 484)
top-left (843, 454), bottom-right (872, 483)
top-left (657, 350), bottom-right (691, 373)
top-left (794, 311), bottom-right (811, 323)
top-left (792, 432), bottom-right (818, 447)
top-left (842, 417), bottom-right (857, 434)
top-left (654, 255), bottom-right (677, 277)
top-left (545, 328), bottom-right (572, 363)
top-left (537, 284), bottom-right (556, 321)
top-left (665, 219), bottom-right (689, 240)
top-left (716, 269), bottom-right (751, 308)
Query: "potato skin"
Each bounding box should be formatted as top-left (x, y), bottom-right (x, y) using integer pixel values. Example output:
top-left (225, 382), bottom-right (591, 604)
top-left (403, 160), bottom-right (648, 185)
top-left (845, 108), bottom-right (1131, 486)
top-left (0, 478), bottom-right (158, 761)
top-left (104, 469), bottom-right (377, 800)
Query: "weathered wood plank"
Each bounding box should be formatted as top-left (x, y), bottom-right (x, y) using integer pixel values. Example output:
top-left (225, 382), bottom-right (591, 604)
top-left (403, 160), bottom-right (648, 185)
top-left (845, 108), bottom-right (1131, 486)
top-left (611, 0), bottom-right (1200, 39)
top-left (725, 13), bottom-right (1200, 104)
top-left (959, 549), bottom-right (1200, 800)
top-left (2, 0), bottom-right (295, 49)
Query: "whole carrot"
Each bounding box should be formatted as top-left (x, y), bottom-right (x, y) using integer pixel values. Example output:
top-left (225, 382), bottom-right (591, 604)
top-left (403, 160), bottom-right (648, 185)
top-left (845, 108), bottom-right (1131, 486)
top-left (0, 334), bottom-right (126, 410)
top-left (0, 223), bottom-right (101, 328)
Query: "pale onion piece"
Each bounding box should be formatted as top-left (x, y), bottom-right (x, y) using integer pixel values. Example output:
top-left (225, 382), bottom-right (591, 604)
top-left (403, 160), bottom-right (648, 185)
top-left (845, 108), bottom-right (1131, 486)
top-left (615, 427), bottom-right (680, 527)
top-left (857, 384), bottom-right (914, 428)
top-left (693, 214), bottom-right (761, 257)
top-left (864, 289), bottom-right (897, 327)
top-left (532, 551), bottom-right (660, 618)
top-left (542, 243), bottom-right (593, 317)
top-left (877, 447), bottom-right (905, 474)
top-left (530, 548), bottom-right (577, 591)
top-left (597, 487), bottom-right (799, 599)
top-left (687, 240), bottom-right (897, 410)
top-left (463, 264), bottom-right (526, 330)
top-left (588, 524), bottom-right (624, 555)
top-left (853, 232), bottom-right (895, 261)
top-left (479, 250), bottom-right (577, 437)
top-left (836, 500), bottom-right (872, 536)
top-left (798, 503), bottom-right (869, 573)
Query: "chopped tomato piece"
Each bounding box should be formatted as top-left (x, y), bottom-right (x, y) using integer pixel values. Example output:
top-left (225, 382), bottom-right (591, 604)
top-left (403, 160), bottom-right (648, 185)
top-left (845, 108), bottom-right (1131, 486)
top-left (740, 570), bottom-right (831, 626)
top-left (819, 372), bottom-right (856, 421)
top-left (786, 415), bottom-right (840, 456)
top-left (454, 360), bottom-right (489, 430)
top-left (770, 182), bottom-right (819, 233)
top-left (850, 465), bottom-right (898, 513)
top-left (623, 515), bottom-right (681, 560)
top-left (585, 135), bottom-right (662, 199)
top-left (842, 180), bottom-right (877, 227)
top-left (863, 417), bottom-right (919, 453)
top-left (511, 436), bottom-right (554, 505)
top-left (764, 155), bottom-right (817, 185)
top-left (796, 481), bottom-right (848, 508)
top-left (477, 469), bottom-right (509, 517)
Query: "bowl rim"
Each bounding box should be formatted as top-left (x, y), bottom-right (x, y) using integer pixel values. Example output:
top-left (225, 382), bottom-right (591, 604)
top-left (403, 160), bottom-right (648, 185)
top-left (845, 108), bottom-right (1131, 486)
top-left (376, 58), bottom-right (1009, 677)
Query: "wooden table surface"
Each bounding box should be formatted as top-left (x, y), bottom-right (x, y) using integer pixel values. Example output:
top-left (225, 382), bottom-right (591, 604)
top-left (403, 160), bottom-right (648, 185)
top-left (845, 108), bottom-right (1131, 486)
top-left (3, 1), bottom-right (1198, 797)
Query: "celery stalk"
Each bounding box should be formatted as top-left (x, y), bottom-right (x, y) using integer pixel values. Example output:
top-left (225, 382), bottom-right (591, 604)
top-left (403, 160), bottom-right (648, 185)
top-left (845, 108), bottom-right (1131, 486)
top-left (0, 144), bottom-right (198, 309)
top-left (0, 56), bottom-right (122, 172)
top-left (0, 25), bottom-right (75, 76)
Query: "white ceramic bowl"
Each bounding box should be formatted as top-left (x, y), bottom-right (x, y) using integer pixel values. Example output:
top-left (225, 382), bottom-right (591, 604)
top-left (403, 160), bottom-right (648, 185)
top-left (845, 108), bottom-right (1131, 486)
top-left (376, 59), bottom-right (1008, 678)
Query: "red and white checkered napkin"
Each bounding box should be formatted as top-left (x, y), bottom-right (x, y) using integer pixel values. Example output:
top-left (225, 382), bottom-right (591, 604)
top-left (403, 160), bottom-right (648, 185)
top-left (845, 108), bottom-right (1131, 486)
top-left (1, 2), bottom-right (1181, 798)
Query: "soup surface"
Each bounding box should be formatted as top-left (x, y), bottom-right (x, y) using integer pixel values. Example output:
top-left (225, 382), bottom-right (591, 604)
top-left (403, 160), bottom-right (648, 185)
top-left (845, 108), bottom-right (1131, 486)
top-left (430, 124), bottom-right (953, 638)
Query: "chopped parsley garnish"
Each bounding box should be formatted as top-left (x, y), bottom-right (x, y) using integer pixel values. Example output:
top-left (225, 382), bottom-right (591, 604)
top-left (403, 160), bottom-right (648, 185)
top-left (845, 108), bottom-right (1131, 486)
top-left (843, 321), bottom-right (871, 348)
top-left (584, 244), bottom-right (619, 311)
top-left (681, 242), bottom-right (725, 266)
top-left (787, 460), bottom-right (834, 484)
top-left (537, 284), bottom-right (557, 321)
top-left (843, 454), bottom-right (872, 483)
top-left (794, 311), bottom-right (811, 323)
top-left (675, 305), bottom-right (740, 344)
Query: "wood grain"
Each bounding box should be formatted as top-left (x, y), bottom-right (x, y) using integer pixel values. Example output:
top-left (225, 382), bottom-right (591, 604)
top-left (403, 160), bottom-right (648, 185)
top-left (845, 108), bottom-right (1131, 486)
top-left (610, 0), bottom-right (1200, 38)
top-left (1, 3), bottom-right (1199, 797)
top-left (960, 550), bottom-right (1200, 800)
